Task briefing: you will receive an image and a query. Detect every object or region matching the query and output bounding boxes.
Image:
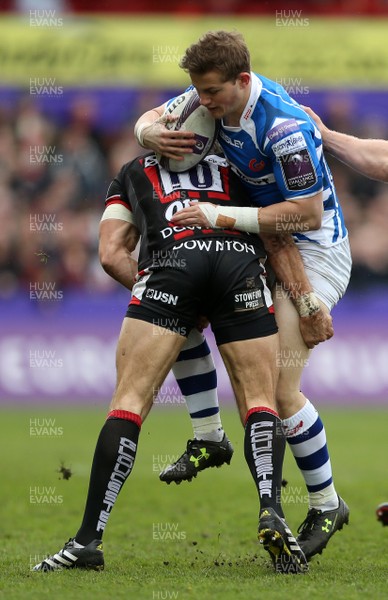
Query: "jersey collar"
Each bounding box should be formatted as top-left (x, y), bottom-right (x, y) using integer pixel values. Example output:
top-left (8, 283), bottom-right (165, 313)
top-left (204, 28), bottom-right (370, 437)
top-left (222, 72), bottom-right (262, 131)
top-left (240, 72), bottom-right (262, 125)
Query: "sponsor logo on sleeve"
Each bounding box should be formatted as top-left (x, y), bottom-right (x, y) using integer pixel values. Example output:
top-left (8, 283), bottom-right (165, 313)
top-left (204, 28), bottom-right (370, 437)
top-left (267, 119), bottom-right (300, 143)
top-left (271, 132), bottom-right (307, 158)
top-left (267, 121), bottom-right (318, 191)
top-left (278, 148), bottom-right (318, 191)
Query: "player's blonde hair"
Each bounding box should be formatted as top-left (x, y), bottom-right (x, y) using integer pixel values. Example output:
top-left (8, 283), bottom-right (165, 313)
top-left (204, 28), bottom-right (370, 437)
top-left (180, 30), bottom-right (251, 82)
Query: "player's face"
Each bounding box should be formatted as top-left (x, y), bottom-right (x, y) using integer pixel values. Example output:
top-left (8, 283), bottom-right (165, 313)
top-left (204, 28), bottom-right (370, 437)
top-left (190, 70), bottom-right (251, 125)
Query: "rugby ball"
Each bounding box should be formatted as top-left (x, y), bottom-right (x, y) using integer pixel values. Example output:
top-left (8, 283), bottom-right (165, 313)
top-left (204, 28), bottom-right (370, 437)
top-left (157, 89), bottom-right (219, 173)
top-left (376, 502), bottom-right (388, 526)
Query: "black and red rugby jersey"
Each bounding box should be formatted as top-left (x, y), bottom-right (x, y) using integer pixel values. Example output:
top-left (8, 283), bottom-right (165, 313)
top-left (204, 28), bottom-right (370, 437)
top-left (105, 152), bottom-right (265, 270)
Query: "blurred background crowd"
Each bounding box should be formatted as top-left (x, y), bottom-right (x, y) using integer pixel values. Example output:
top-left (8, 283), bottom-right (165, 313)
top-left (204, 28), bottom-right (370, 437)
top-left (1, 86), bottom-right (388, 300)
top-left (1, 0), bottom-right (388, 301)
top-left (1, 1), bottom-right (387, 405)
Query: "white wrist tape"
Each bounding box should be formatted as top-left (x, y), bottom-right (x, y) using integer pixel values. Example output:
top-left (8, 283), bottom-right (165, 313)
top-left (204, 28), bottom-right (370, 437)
top-left (294, 291), bottom-right (321, 318)
top-left (198, 204), bottom-right (261, 233)
top-left (134, 122), bottom-right (151, 147)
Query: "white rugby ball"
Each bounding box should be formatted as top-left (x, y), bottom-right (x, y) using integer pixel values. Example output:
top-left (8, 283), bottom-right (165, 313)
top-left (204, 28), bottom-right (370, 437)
top-left (157, 89), bottom-right (219, 173)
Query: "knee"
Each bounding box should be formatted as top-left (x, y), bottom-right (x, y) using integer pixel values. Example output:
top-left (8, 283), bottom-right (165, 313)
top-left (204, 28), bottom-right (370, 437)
top-left (110, 391), bottom-right (151, 419)
top-left (275, 378), bottom-right (295, 407)
top-left (275, 384), bottom-right (307, 420)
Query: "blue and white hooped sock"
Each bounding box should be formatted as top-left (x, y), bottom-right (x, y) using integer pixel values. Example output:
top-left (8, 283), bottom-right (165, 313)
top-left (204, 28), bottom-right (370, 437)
top-left (172, 330), bottom-right (223, 442)
top-left (282, 399), bottom-right (339, 511)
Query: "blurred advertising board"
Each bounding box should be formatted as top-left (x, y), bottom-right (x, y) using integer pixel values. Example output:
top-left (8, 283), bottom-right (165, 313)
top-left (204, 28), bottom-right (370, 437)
top-left (1, 15), bottom-right (388, 87)
top-left (0, 292), bottom-right (387, 405)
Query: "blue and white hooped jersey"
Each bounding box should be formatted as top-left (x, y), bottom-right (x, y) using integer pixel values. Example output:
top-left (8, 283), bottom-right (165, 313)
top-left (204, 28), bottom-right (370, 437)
top-left (187, 73), bottom-right (347, 248)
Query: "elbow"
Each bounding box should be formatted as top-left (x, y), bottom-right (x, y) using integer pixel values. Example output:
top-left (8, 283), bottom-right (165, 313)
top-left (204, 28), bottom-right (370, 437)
top-left (99, 246), bottom-right (116, 276)
top-left (306, 208), bottom-right (322, 231)
top-left (308, 214), bottom-right (322, 231)
top-left (261, 233), bottom-right (294, 254)
top-left (298, 195), bottom-right (323, 231)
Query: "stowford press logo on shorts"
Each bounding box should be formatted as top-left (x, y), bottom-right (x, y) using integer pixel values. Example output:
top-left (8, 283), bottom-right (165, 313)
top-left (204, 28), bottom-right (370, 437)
top-left (234, 285), bottom-right (264, 312)
top-left (146, 288), bottom-right (179, 306)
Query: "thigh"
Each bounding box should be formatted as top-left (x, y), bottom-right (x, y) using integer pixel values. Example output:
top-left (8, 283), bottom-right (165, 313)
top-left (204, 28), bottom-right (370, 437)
top-left (112, 317), bottom-right (186, 420)
top-left (218, 333), bottom-right (279, 425)
top-left (206, 241), bottom-right (277, 345)
top-left (127, 249), bottom-right (204, 335)
top-left (299, 238), bottom-right (352, 310)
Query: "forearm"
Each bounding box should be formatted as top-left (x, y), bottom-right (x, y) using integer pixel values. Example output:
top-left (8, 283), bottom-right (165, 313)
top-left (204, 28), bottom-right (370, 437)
top-left (259, 199), bottom-right (321, 233)
top-left (263, 233), bottom-right (334, 347)
top-left (134, 107), bottom-right (164, 148)
top-left (192, 195), bottom-right (322, 235)
top-left (134, 103), bottom-right (196, 159)
top-left (99, 219), bottom-right (140, 291)
top-left (324, 130), bottom-right (388, 183)
top-left (262, 233), bottom-right (319, 316)
top-left (102, 247), bottom-right (138, 291)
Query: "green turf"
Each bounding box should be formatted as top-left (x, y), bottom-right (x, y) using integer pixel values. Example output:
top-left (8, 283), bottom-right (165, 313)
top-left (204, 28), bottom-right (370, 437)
top-left (0, 406), bottom-right (387, 600)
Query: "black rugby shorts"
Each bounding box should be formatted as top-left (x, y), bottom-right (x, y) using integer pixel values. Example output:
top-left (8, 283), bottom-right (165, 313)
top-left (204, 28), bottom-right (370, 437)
top-left (126, 239), bottom-right (277, 345)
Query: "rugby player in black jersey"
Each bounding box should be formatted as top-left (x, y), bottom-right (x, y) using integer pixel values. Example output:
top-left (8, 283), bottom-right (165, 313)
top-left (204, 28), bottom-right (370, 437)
top-left (32, 152), bottom-right (333, 574)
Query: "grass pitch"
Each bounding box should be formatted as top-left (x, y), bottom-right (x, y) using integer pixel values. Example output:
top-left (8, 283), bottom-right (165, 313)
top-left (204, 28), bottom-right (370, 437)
top-left (0, 406), bottom-right (387, 600)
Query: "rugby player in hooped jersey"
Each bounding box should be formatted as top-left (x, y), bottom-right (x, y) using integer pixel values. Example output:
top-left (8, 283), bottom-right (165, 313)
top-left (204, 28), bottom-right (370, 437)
top-left (32, 152), bottom-right (325, 574)
top-left (134, 30), bottom-right (350, 561)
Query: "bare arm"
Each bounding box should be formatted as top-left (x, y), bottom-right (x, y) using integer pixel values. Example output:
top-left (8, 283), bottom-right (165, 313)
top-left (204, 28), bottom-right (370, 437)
top-left (134, 103), bottom-right (195, 161)
top-left (99, 219), bottom-right (140, 291)
top-left (261, 232), bottom-right (334, 349)
top-left (303, 105), bottom-right (388, 183)
top-left (323, 131), bottom-right (388, 183)
top-left (170, 191), bottom-right (324, 234)
top-left (247, 192), bottom-right (322, 233)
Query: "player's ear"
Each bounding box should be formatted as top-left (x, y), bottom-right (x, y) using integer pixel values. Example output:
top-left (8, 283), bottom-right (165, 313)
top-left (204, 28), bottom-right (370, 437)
top-left (237, 72), bottom-right (251, 88)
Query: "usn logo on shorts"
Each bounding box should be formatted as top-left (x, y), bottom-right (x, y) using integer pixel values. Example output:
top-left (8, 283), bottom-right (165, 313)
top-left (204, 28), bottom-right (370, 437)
top-left (146, 288), bottom-right (179, 306)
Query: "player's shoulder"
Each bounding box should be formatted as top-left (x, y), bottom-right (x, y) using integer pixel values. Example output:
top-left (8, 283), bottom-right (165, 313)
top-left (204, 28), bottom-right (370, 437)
top-left (252, 73), bottom-right (289, 109)
top-left (253, 76), bottom-right (315, 140)
top-left (256, 73), bottom-right (302, 117)
top-left (254, 72), bottom-right (276, 92)
top-left (254, 72), bottom-right (283, 103)
top-left (123, 152), bottom-right (153, 171)
top-left (106, 153), bottom-right (153, 202)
